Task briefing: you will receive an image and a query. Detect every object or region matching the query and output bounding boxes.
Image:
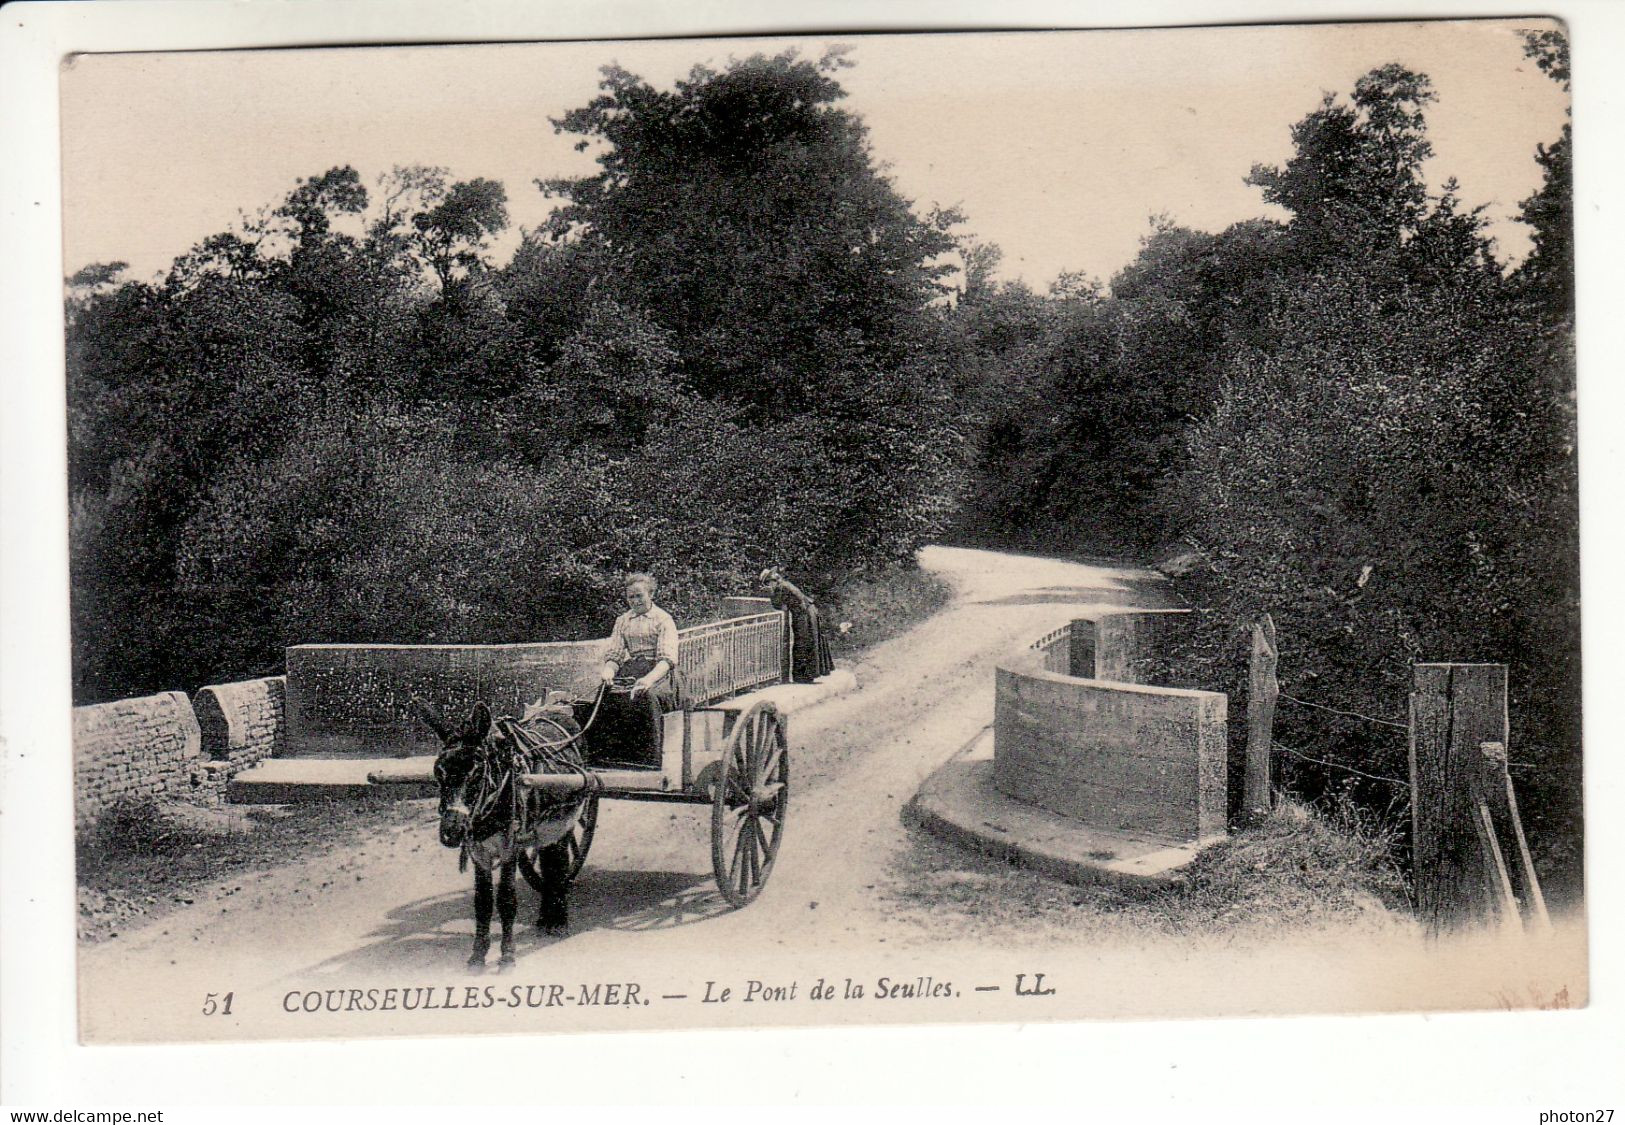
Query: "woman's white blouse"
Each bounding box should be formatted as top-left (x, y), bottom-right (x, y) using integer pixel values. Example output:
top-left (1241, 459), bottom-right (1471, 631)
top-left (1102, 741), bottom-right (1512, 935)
top-left (606, 605), bottom-right (680, 666)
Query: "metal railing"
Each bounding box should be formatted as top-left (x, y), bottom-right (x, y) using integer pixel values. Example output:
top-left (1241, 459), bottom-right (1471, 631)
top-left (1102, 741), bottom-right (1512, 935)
top-left (677, 612), bottom-right (786, 706)
top-left (1030, 622), bottom-right (1073, 675)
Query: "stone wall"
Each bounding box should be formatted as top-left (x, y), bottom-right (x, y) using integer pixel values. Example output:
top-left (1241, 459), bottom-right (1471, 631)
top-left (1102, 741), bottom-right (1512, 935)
top-left (282, 603), bottom-right (786, 758)
top-left (192, 676), bottom-right (285, 797)
top-left (994, 610), bottom-right (1227, 847)
top-left (720, 596), bottom-right (775, 619)
top-left (1032, 610), bottom-right (1188, 682)
top-left (284, 641), bottom-right (605, 758)
top-left (1068, 618), bottom-right (1096, 679)
top-left (74, 677), bottom-right (291, 827)
top-left (71, 598), bottom-right (777, 811)
top-left (73, 691), bottom-right (202, 827)
top-left (1093, 610), bottom-right (1187, 683)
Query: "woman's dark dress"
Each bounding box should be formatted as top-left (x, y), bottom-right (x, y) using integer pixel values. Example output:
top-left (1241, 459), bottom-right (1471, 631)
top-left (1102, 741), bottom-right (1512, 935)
top-left (591, 606), bottom-right (681, 769)
top-left (770, 578), bottom-right (835, 683)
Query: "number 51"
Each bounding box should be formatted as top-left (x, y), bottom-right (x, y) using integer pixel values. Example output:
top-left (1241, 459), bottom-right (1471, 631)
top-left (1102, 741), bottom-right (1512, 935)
top-left (202, 992), bottom-right (234, 1016)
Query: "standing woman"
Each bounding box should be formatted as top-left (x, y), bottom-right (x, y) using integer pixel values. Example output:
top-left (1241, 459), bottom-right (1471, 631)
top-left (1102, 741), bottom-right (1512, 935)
top-left (760, 568), bottom-right (835, 684)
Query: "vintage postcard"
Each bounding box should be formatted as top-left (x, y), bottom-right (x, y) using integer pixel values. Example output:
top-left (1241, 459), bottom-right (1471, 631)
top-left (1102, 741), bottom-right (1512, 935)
top-left (54, 18), bottom-right (1584, 1049)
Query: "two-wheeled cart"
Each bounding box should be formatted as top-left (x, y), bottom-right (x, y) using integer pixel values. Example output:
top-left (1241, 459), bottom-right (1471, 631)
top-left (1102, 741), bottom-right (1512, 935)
top-left (376, 682), bottom-right (790, 907)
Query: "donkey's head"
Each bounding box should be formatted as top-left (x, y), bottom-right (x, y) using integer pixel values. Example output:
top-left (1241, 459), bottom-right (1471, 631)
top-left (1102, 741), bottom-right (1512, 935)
top-left (409, 697), bottom-right (493, 848)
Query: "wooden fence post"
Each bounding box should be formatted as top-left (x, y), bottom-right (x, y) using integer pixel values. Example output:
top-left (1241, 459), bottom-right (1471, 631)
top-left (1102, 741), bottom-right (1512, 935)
top-left (1472, 739), bottom-right (1551, 932)
top-left (1410, 663), bottom-right (1510, 935)
top-left (1243, 614), bottom-right (1278, 821)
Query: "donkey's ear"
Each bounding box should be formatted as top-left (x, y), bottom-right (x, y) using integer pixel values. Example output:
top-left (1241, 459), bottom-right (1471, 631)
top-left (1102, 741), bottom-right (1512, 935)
top-left (467, 701), bottom-right (492, 743)
top-left (409, 696), bottom-right (453, 741)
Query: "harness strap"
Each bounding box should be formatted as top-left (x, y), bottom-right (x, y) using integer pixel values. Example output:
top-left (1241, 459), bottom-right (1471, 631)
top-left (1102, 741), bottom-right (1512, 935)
top-left (454, 696), bottom-right (604, 869)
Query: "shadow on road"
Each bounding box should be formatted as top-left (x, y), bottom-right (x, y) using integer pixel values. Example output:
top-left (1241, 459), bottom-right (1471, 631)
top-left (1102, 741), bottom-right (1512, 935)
top-left (289, 868), bottom-right (729, 978)
top-left (569, 869), bottom-right (730, 932)
top-left (973, 581), bottom-right (1178, 610)
top-left (291, 889), bottom-right (496, 977)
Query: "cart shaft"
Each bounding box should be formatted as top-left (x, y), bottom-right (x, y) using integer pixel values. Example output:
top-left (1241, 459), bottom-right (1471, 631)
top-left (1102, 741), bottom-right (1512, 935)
top-left (520, 768), bottom-right (680, 793)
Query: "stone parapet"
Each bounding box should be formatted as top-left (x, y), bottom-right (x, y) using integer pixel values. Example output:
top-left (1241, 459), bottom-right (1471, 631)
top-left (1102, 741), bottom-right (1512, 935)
top-left (995, 611), bottom-right (1226, 846)
top-left (73, 690), bottom-right (202, 827)
top-left (285, 641), bottom-right (604, 758)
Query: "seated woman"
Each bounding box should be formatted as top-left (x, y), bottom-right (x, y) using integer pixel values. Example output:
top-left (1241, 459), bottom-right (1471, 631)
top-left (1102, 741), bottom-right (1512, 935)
top-left (601, 572), bottom-right (680, 710)
top-left (760, 567), bottom-right (835, 684)
top-left (591, 573), bottom-right (679, 768)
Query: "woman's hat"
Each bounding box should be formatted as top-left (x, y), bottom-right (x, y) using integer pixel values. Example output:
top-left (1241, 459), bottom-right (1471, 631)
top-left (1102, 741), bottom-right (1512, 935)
top-left (758, 568), bottom-right (778, 583)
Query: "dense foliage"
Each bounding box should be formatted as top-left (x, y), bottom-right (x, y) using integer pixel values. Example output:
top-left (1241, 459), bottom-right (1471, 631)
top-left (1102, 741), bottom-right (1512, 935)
top-left (67, 51), bottom-right (961, 703)
top-left (68, 40), bottom-right (1578, 887)
top-left (951, 47), bottom-right (1578, 888)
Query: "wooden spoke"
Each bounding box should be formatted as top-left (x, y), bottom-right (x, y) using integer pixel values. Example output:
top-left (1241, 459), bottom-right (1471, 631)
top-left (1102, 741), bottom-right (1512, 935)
top-left (728, 826), bottom-right (746, 888)
top-left (563, 794), bottom-right (599, 883)
top-left (711, 701), bottom-right (789, 907)
top-left (760, 742), bottom-right (784, 785)
top-left (751, 717), bottom-right (769, 769)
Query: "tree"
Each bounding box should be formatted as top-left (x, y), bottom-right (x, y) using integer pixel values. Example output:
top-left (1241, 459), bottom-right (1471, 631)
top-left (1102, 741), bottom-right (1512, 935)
top-left (957, 239), bottom-right (1006, 305)
top-left (1247, 64), bottom-right (1436, 263)
top-left (409, 177), bottom-right (510, 291)
top-left (497, 231), bottom-right (600, 367)
top-left (497, 298), bottom-right (685, 459)
top-left (532, 50), bottom-right (966, 577)
top-left (952, 217), bottom-right (1289, 553)
top-left (360, 166), bottom-right (520, 402)
top-left (539, 50), bottom-right (959, 417)
top-left (1515, 29), bottom-right (1573, 317)
top-left (68, 266), bottom-right (312, 699)
top-left (1166, 63), bottom-right (1580, 884)
top-left (65, 261), bottom-right (128, 321)
top-left (253, 166), bottom-right (422, 393)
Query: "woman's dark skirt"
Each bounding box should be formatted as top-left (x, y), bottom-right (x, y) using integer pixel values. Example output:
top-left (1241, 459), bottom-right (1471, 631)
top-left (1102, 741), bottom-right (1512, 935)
top-left (788, 604), bottom-right (835, 683)
top-left (587, 655), bottom-right (677, 770)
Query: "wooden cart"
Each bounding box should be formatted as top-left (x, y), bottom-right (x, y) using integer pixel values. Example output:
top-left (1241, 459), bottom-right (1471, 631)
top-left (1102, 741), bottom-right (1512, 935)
top-left (369, 610), bottom-right (794, 906)
top-left (542, 686), bottom-right (789, 907)
top-left (371, 684), bottom-right (790, 908)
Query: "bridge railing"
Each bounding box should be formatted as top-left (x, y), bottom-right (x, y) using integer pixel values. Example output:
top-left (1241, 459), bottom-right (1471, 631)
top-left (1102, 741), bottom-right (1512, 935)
top-left (1030, 623), bottom-right (1074, 675)
top-left (677, 612), bottom-right (786, 707)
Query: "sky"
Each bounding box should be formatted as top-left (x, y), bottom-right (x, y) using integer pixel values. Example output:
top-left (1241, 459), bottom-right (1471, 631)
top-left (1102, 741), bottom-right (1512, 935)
top-left (59, 19), bottom-right (1570, 291)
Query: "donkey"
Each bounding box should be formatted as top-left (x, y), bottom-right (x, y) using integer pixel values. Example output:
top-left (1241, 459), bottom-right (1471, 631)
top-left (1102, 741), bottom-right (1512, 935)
top-left (410, 696), bottom-right (593, 973)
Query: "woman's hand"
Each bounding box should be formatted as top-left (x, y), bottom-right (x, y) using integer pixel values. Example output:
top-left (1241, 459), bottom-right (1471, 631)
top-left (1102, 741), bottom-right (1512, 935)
top-left (600, 664), bottom-right (618, 686)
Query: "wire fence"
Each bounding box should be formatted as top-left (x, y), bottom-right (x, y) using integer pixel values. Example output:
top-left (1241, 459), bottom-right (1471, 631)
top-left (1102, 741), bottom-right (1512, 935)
top-left (1253, 640), bottom-right (1553, 933)
top-left (1277, 691), bottom-right (1408, 731)
top-left (1273, 739), bottom-right (1407, 787)
top-left (1276, 686), bottom-right (1548, 777)
top-left (1272, 684), bottom-right (1409, 790)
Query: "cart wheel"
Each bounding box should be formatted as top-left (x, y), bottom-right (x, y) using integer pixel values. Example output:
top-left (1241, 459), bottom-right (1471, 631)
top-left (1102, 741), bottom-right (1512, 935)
top-left (564, 793), bottom-right (599, 883)
top-left (519, 793), bottom-right (598, 895)
top-left (711, 701), bottom-right (788, 907)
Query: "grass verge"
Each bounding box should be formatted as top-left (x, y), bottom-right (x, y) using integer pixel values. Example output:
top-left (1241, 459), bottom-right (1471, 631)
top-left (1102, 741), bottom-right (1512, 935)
top-left (821, 563), bottom-right (954, 658)
top-left (886, 795), bottom-right (1413, 947)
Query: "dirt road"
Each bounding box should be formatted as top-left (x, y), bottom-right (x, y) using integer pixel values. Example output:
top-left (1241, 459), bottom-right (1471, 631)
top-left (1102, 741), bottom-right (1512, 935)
top-left (78, 545), bottom-right (1582, 1042)
top-left (79, 546), bottom-right (1179, 1038)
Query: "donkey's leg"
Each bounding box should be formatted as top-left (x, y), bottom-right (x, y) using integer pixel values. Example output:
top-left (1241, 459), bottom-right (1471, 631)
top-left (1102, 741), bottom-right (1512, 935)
top-left (469, 868), bottom-right (493, 972)
top-left (538, 841), bottom-right (570, 934)
top-left (497, 859), bottom-right (519, 972)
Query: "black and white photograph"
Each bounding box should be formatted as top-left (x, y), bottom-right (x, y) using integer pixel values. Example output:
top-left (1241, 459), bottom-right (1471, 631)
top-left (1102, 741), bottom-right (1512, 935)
top-left (3, 0), bottom-right (1617, 1105)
